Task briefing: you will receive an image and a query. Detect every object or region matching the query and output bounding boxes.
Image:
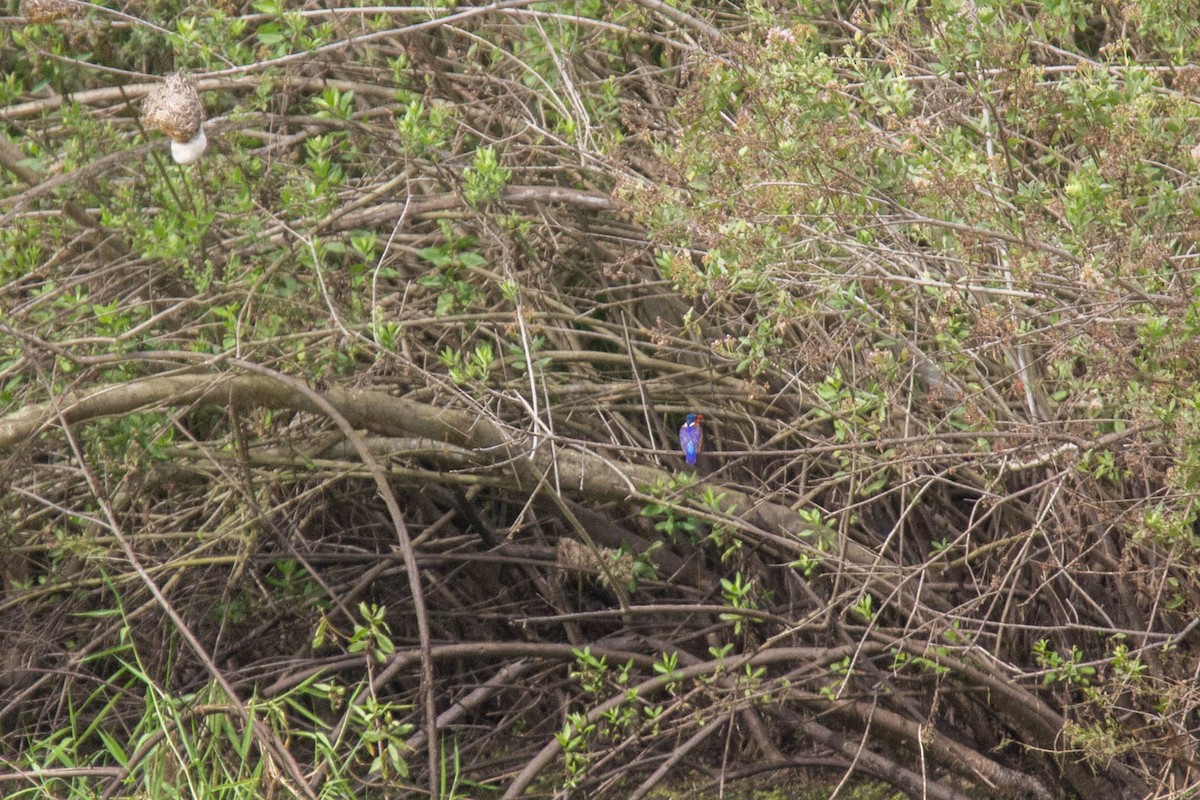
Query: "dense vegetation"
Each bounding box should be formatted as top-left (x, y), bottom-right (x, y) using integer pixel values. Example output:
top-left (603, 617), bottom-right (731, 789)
top-left (3, 1), bottom-right (1200, 798)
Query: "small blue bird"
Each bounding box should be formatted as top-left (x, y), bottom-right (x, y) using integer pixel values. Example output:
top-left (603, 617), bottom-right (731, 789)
top-left (679, 413), bottom-right (704, 466)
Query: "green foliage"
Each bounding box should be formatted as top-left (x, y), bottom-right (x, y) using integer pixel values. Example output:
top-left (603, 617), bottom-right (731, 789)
top-left (718, 573), bottom-right (760, 636)
top-left (849, 593), bottom-right (874, 623)
top-left (651, 649), bottom-right (678, 682)
top-left (570, 646), bottom-right (609, 696)
top-left (790, 507), bottom-right (836, 577)
top-left (1132, 501), bottom-right (1199, 548)
top-left (1033, 639), bottom-right (1096, 686)
top-left (640, 475), bottom-right (702, 543)
top-left (696, 484), bottom-right (740, 558)
top-left (1062, 717), bottom-right (1133, 769)
top-left (889, 647), bottom-right (950, 677)
top-left (417, 236), bottom-right (487, 317)
top-left (440, 341), bottom-right (493, 385)
top-left (820, 655), bottom-right (855, 701)
top-left (462, 146), bottom-right (511, 207)
top-left (569, 648), bottom-right (648, 744)
top-left (8, 600), bottom-right (411, 800)
top-left (606, 542), bottom-right (661, 593)
top-left (351, 695), bottom-right (414, 779)
top-left (1108, 641), bottom-right (1147, 683)
top-left (252, 0), bottom-right (313, 56)
top-left (264, 558), bottom-right (325, 609)
top-left (347, 603), bottom-right (395, 664)
top-left (555, 711), bottom-right (595, 790)
top-left (438, 739), bottom-right (492, 800)
top-left (812, 367), bottom-right (886, 445)
top-left (395, 100), bottom-right (449, 155)
top-left (312, 86), bottom-right (354, 121)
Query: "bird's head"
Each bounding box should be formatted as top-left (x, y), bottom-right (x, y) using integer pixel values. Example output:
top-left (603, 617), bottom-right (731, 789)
top-left (684, 413), bottom-right (702, 425)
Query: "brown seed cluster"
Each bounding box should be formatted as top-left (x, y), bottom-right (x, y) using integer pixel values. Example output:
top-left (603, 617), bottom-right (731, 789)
top-left (140, 73), bottom-right (205, 144)
top-left (555, 538), bottom-right (635, 588)
top-left (21, 0), bottom-right (76, 24)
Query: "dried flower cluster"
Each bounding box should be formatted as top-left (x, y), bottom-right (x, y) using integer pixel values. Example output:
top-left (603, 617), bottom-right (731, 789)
top-left (140, 73), bottom-right (207, 164)
top-left (20, 0), bottom-right (76, 24)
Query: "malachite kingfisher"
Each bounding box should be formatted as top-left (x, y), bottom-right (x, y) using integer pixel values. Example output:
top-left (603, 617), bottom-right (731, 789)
top-left (679, 413), bottom-right (703, 466)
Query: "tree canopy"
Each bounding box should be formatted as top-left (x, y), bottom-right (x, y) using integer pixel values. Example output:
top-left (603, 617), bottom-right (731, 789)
top-left (3, 1), bottom-right (1200, 798)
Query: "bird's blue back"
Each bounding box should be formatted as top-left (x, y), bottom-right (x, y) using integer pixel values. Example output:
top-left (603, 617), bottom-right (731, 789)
top-left (679, 415), bottom-right (703, 465)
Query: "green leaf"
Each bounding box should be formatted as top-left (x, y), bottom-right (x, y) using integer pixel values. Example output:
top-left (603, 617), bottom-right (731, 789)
top-left (256, 22), bottom-right (284, 45)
